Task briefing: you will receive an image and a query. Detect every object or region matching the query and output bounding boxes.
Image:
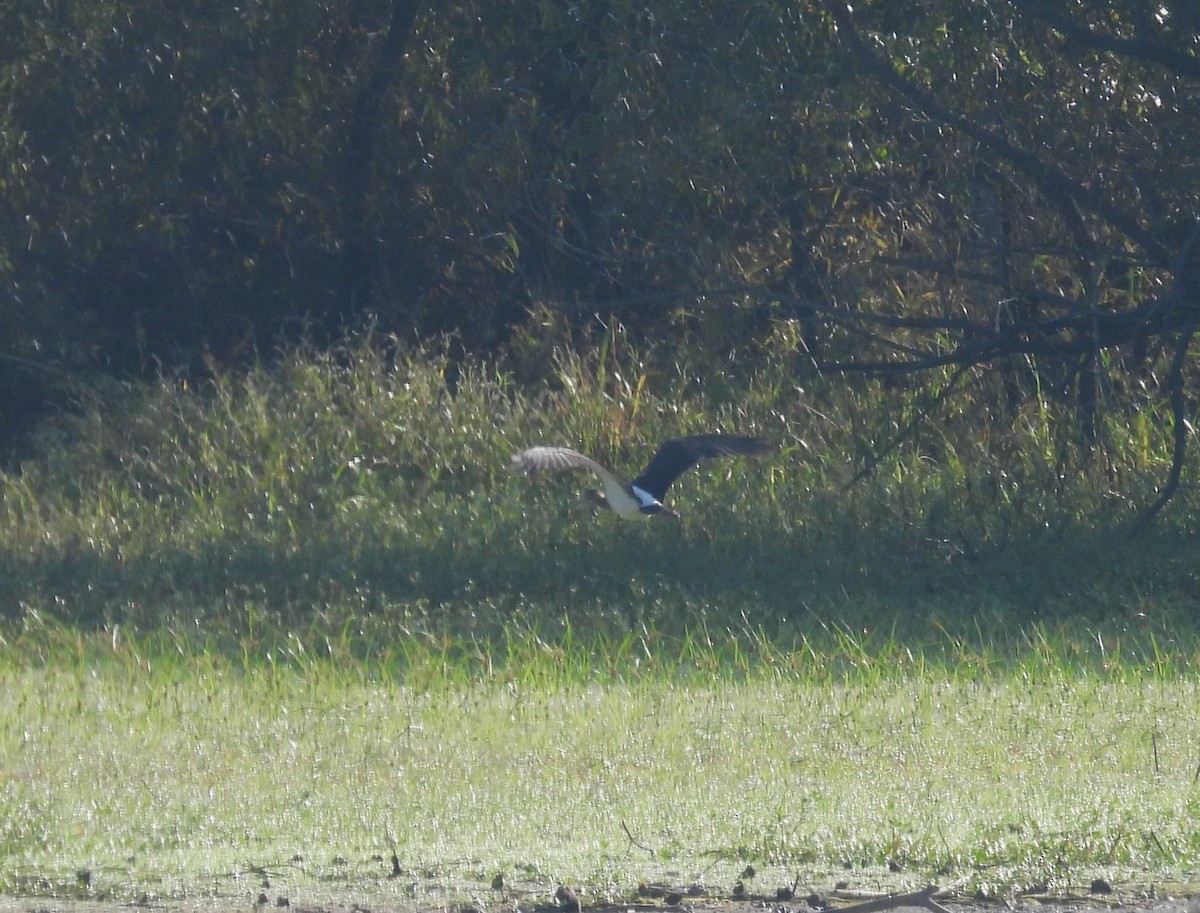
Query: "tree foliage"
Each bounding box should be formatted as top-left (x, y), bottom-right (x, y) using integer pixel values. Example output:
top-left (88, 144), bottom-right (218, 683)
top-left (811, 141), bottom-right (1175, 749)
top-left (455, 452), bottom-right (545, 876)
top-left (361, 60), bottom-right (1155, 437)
top-left (2, 0), bottom-right (1198, 518)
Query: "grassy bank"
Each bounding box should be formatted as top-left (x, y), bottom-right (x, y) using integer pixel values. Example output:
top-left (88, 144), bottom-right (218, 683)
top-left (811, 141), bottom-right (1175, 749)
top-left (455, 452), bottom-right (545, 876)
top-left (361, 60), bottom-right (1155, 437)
top-left (0, 327), bottom-right (1197, 654)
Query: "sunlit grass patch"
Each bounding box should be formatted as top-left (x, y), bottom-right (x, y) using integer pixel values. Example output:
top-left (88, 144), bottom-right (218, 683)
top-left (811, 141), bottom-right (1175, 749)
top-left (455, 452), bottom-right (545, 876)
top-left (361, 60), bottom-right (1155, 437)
top-left (2, 629), bottom-right (1200, 902)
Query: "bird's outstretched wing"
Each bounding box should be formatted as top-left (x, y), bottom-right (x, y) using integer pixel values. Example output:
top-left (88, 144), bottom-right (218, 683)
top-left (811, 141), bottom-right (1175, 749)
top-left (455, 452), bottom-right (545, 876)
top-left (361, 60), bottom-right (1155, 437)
top-left (631, 434), bottom-right (771, 500)
top-left (511, 445), bottom-right (607, 476)
top-left (512, 445), bottom-right (635, 514)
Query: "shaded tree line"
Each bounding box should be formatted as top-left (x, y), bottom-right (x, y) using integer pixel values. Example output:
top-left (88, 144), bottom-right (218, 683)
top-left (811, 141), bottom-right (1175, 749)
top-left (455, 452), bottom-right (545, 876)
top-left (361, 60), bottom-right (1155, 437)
top-left (2, 0), bottom-right (1198, 519)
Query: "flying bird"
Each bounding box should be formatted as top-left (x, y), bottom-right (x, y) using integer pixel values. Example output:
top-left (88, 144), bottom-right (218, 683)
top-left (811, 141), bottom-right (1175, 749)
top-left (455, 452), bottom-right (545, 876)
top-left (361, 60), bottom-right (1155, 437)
top-left (511, 434), bottom-right (772, 520)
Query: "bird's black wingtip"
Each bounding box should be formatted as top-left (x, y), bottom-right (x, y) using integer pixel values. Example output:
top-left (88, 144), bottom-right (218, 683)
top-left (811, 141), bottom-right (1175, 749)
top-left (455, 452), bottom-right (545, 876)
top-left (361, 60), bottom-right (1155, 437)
top-left (675, 433), bottom-right (775, 458)
top-left (743, 436), bottom-right (775, 456)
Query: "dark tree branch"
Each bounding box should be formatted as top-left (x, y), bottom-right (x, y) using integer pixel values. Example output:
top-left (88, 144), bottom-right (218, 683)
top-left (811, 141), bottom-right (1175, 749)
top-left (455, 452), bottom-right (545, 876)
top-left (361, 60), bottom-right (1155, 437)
top-left (1011, 1), bottom-right (1200, 81)
top-left (813, 288), bottom-right (1188, 375)
top-left (1131, 326), bottom-right (1196, 534)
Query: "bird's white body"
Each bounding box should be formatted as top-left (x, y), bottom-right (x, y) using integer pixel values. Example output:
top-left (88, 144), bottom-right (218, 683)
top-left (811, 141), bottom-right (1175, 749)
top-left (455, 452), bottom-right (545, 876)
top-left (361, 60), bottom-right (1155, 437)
top-left (604, 480), bottom-right (659, 520)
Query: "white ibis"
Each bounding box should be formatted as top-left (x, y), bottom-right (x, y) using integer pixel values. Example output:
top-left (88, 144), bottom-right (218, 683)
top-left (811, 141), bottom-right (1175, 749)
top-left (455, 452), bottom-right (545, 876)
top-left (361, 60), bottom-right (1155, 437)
top-left (512, 434), bottom-right (771, 520)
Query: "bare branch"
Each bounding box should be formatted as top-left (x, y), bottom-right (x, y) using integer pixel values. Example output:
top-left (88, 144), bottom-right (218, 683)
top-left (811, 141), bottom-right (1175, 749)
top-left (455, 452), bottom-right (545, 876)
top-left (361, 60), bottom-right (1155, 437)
top-left (843, 364), bottom-right (973, 491)
top-left (1011, 1), bottom-right (1200, 80)
top-left (830, 884), bottom-right (954, 913)
top-left (1131, 326), bottom-right (1196, 534)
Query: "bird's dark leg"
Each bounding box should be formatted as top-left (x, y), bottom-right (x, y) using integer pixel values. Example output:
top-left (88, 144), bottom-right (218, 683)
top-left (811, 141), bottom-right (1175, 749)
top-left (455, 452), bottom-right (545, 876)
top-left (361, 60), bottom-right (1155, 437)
top-left (584, 489), bottom-right (610, 510)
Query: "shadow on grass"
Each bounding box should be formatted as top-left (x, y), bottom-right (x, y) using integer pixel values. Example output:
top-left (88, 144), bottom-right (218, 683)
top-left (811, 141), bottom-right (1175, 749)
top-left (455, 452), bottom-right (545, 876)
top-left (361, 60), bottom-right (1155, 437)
top-left (2, 509), bottom-right (1198, 661)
